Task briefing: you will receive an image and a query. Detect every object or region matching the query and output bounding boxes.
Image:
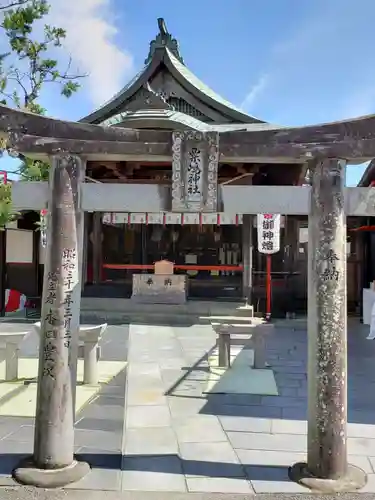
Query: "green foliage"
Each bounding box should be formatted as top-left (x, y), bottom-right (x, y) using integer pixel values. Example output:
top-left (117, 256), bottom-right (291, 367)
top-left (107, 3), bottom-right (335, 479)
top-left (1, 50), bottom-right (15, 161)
top-left (18, 156), bottom-right (48, 181)
top-left (0, 0), bottom-right (85, 219)
top-left (0, 182), bottom-right (16, 226)
top-left (0, 0), bottom-right (84, 110)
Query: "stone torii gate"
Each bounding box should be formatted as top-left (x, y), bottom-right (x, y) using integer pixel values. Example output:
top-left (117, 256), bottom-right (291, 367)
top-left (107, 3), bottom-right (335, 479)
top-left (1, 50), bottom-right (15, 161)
top-left (2, 104), bottom-right (375, 491)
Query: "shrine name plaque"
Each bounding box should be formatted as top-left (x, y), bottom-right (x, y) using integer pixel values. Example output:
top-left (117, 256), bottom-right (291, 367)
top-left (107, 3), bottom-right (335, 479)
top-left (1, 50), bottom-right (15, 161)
top-left (131, 274), bottom-right (187, 304)
top-left (172, 130), bottom-right (219, 212)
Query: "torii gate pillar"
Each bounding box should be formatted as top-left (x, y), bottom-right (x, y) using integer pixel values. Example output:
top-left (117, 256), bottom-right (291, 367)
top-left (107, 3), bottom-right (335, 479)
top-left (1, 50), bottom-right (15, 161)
top-left (13, 154), bottom-right (90, 488)
top-left (289, 159), bottom-right (366, 492)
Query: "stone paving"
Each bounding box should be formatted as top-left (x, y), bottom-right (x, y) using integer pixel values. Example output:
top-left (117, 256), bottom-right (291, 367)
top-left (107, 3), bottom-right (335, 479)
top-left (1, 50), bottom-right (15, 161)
top-left (0, 319), bottom-right (375, 494)
top-left (3, 489), bottom-right (375, 500)
top-left (0, 324), bottom-right (129, 490)
top-left (121, 320), bottom-right (375, 494)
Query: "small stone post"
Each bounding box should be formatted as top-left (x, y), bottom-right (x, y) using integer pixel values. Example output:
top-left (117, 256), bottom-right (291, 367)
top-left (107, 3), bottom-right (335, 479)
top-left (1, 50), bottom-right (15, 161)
top-left (289, 159), bottom-right (366, 492)
top-left (83, 341), bottom-right (99, 385)
top-left (13, 154), bottom-right (90, 488)
top-left (217, 329), bottom-right (231, 368)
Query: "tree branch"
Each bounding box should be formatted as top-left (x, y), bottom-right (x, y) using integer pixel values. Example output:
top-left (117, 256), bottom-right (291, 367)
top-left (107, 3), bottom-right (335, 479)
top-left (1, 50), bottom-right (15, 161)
top-left (7, 68), bottom-right (29, 106)
top-left (0, 92), bottom-right (16, 104)
top-left (61, 56), bottom-right (87, 80)
top-left (0, 0), bottom-right (29, 10)
top-left (43, 73), bottom-right (87, 84)
top-left (42, 56), bottom-right (87, 83)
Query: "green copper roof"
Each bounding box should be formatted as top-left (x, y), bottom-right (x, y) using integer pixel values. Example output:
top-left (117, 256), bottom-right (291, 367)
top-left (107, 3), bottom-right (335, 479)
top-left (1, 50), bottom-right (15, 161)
top-left (165, 48), bottom-right (259, 121)
top-left (102, 109), bottom-right (209, 131)
top-left (80, 19), bottom-right (265, 125)
top-left (102, 108), bottom-right (281, 132)
top-left (81, 64), bottom-right (148, 124)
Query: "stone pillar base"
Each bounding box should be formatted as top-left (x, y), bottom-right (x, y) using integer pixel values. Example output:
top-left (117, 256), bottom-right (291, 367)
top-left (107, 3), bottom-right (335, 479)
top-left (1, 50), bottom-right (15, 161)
top-left (13, 457), bottom-right (90, 489)
top-left (289, 462), bottom-right (367, 493)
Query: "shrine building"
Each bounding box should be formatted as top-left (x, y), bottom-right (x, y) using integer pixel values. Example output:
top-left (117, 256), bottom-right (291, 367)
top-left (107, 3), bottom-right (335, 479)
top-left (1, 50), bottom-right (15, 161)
top-left (7, 18), bottom-right (369, 318)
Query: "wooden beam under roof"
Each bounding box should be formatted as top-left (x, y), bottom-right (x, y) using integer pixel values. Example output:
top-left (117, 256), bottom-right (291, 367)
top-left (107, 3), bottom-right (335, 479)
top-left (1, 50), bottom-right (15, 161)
top-left (7, 133), bottom-right (375, 163)
top-left (2, 104), bottom-right (375, 162)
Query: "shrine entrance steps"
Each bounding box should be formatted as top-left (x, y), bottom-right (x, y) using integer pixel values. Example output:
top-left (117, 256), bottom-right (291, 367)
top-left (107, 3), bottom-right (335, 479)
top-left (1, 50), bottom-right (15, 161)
top-left (80, 298), bottom-right (255, 325)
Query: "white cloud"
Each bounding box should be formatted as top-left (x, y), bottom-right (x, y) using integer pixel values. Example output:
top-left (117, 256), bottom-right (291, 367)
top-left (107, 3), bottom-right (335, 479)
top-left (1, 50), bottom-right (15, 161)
top-left (240, 74), bottom-right (269, 111)
top-left (47, 0), bottom-right (133, 107)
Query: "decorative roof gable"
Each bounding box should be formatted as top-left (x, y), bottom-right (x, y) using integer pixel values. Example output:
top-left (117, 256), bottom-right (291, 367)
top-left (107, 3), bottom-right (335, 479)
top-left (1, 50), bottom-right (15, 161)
top-left (80, 19), bottom-right (266, 127)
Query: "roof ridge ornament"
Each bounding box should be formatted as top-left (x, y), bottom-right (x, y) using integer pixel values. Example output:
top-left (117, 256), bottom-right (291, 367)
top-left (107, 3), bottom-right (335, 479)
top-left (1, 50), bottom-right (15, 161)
top-left (144, 18), bottom-right (184, 65)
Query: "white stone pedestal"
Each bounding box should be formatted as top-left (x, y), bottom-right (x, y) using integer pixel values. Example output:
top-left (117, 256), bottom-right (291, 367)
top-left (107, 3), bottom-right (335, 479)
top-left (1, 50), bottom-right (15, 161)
top-left (131, 274), bottom-right (187, 304)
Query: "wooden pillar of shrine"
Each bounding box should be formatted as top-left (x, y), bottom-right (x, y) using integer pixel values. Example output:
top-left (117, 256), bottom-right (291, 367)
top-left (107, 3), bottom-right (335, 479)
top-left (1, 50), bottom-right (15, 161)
top-left (0, 228), bottom-right (6, 316)
top-left (82, 213), bottom-right (88, 285)
top-left (242, 214), bottom-right (253, 304)
top-left (284, 216), bottom-right (298, 271)
top-left (289, 159), bottom-right (366, 492)
top-left (14, 154), bottom-right (90, 488)
top-left (92, 212), bottom-right (102, 284)
top-left (283, 215), bottom-right (299, 316)
top-left (360, 217), bottom-right (371, 321)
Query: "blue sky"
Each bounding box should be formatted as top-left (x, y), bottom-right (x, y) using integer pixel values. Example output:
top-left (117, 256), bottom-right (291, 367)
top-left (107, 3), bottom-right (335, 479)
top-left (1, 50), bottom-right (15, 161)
top-left (1, 0), bottom-right (374, 185)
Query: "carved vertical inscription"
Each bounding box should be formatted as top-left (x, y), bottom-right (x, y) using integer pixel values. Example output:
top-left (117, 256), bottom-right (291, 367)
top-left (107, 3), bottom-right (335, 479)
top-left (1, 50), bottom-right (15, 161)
top-left (34, 154), bottom-right (85, 470)
top-left (171, 130), bottom-right (219, 212)
top-left (186, 147), bottom-right (203, 202)
top-left (321, 250), bottom-right (340, 281)
top-left (41, 248), bottom-right (78, 377)
top-left (42, 248), bottom-right (78, 380)
top-left (42, 270), bottom-right (59, 379)
top-left (307, 158), bottom-right (347, 480)
top-left (61, 248), bottom-right (78, 348)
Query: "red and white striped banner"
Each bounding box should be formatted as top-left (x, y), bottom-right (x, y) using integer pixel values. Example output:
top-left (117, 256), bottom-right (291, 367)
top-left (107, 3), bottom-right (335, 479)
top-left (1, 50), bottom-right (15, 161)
top-left (102, 212), bottom-right (243, 225)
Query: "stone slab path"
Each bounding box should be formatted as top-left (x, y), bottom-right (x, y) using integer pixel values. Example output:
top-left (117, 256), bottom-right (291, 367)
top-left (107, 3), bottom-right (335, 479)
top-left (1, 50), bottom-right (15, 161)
top-left (0, 324), bottom-right (129, 490)
top-left (0, 319), bottom-right (375, 494)
top-left (120, 321), bottom-right (375, 494)
top-left (2, 488), bottom-right (375, 500)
